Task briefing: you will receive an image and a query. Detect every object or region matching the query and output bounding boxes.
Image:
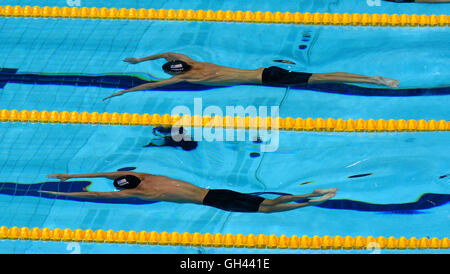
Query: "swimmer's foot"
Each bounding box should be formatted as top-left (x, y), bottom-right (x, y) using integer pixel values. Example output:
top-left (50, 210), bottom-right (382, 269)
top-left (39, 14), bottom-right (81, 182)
top-left (312, 188), bottom-right (338, 196)
top-left (308, 193), bottom-right (336, 205)
top-left (372, 76), bottom-right (400, 88)
top-left (143, 142), bottom-right (158, 148)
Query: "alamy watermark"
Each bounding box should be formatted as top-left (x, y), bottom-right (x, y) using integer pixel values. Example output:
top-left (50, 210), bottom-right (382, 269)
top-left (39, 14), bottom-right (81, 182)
top-left (169, 98), bottom-right (280, 152)
top-left (366, 242), bottom-right (382, 254)
top-left (367, 0), bottom-right (382, 6)
top-left (66, 0), bottom-right (81, 7)
top-left (66, 242), bottom-right (81, 254)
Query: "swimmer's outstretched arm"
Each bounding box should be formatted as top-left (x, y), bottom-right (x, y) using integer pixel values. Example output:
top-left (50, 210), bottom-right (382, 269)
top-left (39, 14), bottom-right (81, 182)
top-left (123, 52), bottom-right (194, 64)
top-left (102, 76), bottom-right (183, 101)
top-left (47, 171), bottom-right (147, 182)
top-left (38, 188), bottom-right (133, 199)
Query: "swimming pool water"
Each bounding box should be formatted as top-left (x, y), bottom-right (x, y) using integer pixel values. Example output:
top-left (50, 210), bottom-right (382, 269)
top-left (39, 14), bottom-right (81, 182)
top-left (0, 0), bottom-right (449, 254)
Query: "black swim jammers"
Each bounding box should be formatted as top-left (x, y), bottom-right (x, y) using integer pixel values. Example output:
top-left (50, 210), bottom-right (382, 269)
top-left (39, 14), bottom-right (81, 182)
top-left (202, 189), bottom-right (265, 213)
top-left (262, 66), bottom-right (312, 87)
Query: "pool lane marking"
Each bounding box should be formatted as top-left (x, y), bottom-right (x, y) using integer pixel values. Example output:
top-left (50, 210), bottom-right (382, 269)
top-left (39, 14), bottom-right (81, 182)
top-left (0, 109), bottom-right (449, 133)
top-left (1, 226), bottom-right (448, 249)
top-left (0, 6), bottom-right (448, 27)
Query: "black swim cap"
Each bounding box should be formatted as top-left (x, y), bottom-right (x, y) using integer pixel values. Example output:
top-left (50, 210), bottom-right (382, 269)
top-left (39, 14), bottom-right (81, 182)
top-left (113, 175), bottom-right (141, 189)
top-left (162, 60), bottom-right (191, 74)
top-left (163, 135), bottom-right (198, 151)
top-left (181, 140), bottom-right (198, 151)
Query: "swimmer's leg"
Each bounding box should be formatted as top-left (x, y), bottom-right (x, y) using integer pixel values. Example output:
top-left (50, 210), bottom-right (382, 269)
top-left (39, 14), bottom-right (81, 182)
top-left (261, 188), bottom-right (338, 205)
top-left (308, 72), bottom-right (400, 88)
top-left (143, 137), bottom-right (166, 147)
top-left (258, 193), bottom-right (336, 213)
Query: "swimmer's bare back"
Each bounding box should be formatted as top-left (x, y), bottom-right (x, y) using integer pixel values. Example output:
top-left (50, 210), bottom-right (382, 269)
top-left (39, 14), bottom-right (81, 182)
top-left (180, 62), bottom-right (265, 86)
top-left (132, 174), bottom-right (209, 204)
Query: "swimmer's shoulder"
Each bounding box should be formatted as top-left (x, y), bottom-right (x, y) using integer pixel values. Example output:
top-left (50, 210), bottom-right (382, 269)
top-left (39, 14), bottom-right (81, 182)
top-left (142, 173), bottom-right (172, 182)
top-left (137, 172), bottom-right (158, 181)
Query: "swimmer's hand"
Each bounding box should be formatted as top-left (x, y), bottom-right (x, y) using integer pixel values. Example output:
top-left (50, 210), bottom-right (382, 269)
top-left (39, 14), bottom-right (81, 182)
top-left (47, 173), bottom-right (72, 182)
top-left (38, 188), bottom-right (88, 197)
top-left (103, 90), bottom-right (125, 101)
top-left (103, 81), bottom-right (171, 101)
top-left (123, 57), bottom-right (141, 64)
top-left (373, 76), bottom-right (400, 88)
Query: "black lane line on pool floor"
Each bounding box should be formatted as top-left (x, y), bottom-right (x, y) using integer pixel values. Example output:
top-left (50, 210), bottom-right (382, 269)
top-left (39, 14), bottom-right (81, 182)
top-left (1, 68), bottom-right (449, 96)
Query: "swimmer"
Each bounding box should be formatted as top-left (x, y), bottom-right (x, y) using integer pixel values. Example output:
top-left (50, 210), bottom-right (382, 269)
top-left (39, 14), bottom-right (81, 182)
top-left (102, 52), bottom-right (399, 100)
top-left (143, 126), bottom-right (198, 151)
top-left (39, 172), bottom-right (338, 213)
top-left (383, 0), bottom-right (450, 2)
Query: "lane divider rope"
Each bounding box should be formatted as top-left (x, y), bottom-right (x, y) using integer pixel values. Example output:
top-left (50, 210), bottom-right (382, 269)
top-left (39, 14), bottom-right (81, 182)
top-left (0, 5), bottom-right (448, 27)
top-left (1, 226), bottom-right (448, 250)
top-left (0, 109), bottom-right (449, 133)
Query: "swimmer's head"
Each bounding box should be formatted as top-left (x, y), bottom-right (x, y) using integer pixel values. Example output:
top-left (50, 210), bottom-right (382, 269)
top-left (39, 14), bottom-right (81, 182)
top-left (181, 140), bottom-right (198, 151)
top-left (162, 60), bottom-right (191, 75)
top-left (113, 175), bottom-right (141, 190)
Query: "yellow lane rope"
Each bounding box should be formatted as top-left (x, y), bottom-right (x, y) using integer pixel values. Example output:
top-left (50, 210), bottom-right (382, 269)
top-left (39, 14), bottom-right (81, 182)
top-left (1, 109), bottom-right (449, 133)
top-left (1, 226), bottom-right (448, 250)
top-left (0, 5), bottom-right (448, 27)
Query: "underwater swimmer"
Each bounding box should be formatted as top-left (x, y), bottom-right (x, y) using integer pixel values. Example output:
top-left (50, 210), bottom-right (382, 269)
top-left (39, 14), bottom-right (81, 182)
top-left (102, 52), bottom-right (399, 100)
top-left (143, 126), bottom-right (198, 151)
top-left (39, 171), bottom-right (338, 213)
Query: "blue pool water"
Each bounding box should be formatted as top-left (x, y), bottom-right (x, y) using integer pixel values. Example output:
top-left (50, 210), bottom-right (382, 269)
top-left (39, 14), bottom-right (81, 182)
top-left (0, 0), bottom-right (449, 254)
